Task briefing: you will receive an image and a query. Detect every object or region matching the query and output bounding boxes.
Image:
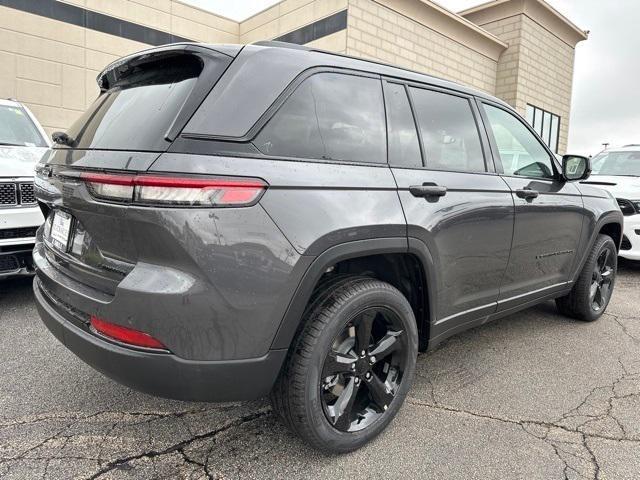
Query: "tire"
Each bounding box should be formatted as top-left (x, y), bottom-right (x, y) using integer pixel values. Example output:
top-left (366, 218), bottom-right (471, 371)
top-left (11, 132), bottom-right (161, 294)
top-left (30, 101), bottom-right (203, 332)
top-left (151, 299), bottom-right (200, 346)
top-left (556, 234), bottom-right (617, 322)
top-left (270, 277), bottom-right (418, 453)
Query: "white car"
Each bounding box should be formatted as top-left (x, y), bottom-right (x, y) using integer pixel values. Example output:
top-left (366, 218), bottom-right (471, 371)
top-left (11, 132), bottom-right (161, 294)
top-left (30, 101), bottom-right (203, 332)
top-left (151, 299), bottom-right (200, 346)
top-left (0, 99), bottom-right (49, 278)
top-left (583, 145), bottom-right (640, 261)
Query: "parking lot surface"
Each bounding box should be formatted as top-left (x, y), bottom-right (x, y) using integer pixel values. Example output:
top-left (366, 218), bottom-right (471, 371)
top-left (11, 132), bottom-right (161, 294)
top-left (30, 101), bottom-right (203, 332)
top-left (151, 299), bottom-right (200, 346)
top-left (1, 263), bottom-right (639, 480)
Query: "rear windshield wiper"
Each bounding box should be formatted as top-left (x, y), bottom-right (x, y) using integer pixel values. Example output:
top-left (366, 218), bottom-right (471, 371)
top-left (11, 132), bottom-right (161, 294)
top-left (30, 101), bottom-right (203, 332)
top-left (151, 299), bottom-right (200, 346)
top-left (0, 141), bottom-right (23, 146)
top-left (51, 131), bottom-right (76, 147)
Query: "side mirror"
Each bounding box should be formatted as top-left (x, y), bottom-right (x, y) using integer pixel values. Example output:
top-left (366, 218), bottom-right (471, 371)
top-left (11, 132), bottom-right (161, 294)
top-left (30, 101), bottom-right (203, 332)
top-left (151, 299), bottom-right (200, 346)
top-left (562, 155), bottom-right (591, 181)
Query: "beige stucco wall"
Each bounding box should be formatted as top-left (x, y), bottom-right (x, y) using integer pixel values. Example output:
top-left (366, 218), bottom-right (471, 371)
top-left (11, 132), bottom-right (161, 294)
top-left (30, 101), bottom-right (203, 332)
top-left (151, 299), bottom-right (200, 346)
top-left (0, 0), bottom-right (583, 151)
top-left (345, 0), bottom-right (503, 94)
top-left (0, 1), bottom-right (238, 135)
top-left (463, 0), bottom-right (586, 154)
top-left (240, 0), bottom-right (348, 53)
top-left (468, 16), bottom-right (578, 153)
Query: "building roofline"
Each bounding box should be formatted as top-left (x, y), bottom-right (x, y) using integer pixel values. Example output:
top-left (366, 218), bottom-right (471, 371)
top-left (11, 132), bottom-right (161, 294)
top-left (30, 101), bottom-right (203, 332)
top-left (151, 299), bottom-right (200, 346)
top-left (460, 0), bottom-right (588, 44)
top-left (413, 0), bottom-right (509, 48)
top-left (371, 0), bottom-right (508, 60)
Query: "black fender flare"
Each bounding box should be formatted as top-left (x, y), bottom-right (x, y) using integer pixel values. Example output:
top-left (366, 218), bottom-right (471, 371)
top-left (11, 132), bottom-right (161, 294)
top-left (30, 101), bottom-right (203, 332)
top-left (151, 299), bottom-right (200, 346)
top-left (571, 210), bottom-right (624, 283)
top-left (269, 237), bottom-right (438, 351)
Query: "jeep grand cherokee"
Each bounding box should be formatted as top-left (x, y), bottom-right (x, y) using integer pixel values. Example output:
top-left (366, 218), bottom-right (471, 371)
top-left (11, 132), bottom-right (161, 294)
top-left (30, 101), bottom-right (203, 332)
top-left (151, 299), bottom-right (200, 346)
top-left (33, 42), bottom-right (623, 452)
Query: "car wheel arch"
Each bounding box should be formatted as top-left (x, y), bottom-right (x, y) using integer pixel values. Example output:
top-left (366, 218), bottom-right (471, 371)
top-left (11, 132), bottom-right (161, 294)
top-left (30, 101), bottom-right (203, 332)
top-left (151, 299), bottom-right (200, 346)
top-left (270, 237), bottom-right (437, 353)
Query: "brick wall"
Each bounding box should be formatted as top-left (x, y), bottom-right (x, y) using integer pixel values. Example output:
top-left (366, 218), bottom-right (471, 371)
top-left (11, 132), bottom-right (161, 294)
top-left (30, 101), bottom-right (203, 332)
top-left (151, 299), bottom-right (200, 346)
top-left (479, 16), bottom-right (522, 109)
top-left (474, 13), bottom-right (576, 154)
top-left (345, 0), bottom-right (499, 95)
top-left (239, 0), bottom-right (347, 53)
top-left (0, 1), bottom-right (238, 135)
top-left (516, 15), bottom-right (575, 154)
top-left (0, 0), bottom-right (580, 152)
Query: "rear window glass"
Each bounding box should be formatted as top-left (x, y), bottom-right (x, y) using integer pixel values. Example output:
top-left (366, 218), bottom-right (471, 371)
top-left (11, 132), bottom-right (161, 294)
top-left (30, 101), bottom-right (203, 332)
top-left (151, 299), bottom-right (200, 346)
top-left (0, 105), bottom-right (47, 147)
top-left (254, 72), bottom-right (386, 164)
top-left (65, 54), bottom-right (203, 151)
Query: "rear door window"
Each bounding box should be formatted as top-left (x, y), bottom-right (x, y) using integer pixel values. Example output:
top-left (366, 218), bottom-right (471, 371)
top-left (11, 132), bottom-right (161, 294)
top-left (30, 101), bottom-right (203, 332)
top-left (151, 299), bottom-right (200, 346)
top-left (254, 72), bottom-right (386, 164)
top-left (409, 87), bottom-right (486, 173)
top-left (65, 54), bottom-right (204, 152)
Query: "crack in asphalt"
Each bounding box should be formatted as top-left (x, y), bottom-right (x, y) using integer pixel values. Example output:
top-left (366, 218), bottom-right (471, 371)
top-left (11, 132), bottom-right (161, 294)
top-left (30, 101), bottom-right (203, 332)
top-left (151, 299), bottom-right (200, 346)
top-left (85, 408), bottom-right (270, 479)
top-left (2, 276), bottom-right (639, 478)
top-left (406, 393), bottom-right (640, 480)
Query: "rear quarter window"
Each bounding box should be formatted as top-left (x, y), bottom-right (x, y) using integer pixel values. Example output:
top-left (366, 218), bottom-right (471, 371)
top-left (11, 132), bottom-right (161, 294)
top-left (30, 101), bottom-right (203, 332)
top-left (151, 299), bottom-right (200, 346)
top-left (254, 72), bottom-right (387, 164)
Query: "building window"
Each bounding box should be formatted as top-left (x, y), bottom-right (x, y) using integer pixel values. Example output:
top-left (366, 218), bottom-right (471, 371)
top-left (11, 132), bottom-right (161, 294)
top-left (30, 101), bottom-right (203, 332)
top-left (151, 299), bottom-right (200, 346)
top-left (525, 105), bottom-right (560, 153)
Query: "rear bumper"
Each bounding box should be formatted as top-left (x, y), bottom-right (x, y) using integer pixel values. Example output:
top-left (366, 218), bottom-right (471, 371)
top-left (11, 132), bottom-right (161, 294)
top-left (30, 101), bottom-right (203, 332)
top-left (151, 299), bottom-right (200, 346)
top-left (620, 215), bottom-right (640, 261)
top-left (33, 276), bottom-right (287, 402)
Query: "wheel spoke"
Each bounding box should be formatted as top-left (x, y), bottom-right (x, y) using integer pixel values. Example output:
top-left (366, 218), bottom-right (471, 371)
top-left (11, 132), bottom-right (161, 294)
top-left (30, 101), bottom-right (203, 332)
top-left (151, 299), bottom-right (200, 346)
top-left (324, 350), bottom-right (356, 376)
top-left (600, 282), bottom-right (611, 304)
top-left (594, 285), bottom-right (603, 309)
top-left (601, 267), bottom-right (613, 280)
top-left (369, 330), bottom-right (403, 361)
top-left (599, 249), bottom-right (610, 271)
top-left (366, 375), bottom-right (395, 411)
top-left (355, 311), bottom-right (376, 355)
top-left (328, 377), bottom-right (360, 430)
top-left (589, 281), bottom-right (599, 301)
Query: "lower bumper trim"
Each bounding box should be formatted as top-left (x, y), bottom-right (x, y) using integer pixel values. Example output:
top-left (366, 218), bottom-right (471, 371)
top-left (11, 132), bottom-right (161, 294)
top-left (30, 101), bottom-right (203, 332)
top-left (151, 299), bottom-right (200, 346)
top-left (34, 278), bottom-right (287, 402)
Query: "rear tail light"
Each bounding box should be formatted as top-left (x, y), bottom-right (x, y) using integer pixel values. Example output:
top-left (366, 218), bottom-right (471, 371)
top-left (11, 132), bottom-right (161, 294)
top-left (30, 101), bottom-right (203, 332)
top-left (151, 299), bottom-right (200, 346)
top-left (80, 173), bottom-right (267, 207)
top-left (90, 315), bottom-right (167, 350)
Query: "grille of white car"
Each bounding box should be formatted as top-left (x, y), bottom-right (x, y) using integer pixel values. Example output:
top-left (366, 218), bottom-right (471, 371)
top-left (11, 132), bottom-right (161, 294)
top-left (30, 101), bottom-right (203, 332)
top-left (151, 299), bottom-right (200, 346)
top-left (0, 183), bottom-right (17, 206)
top-left (0, 181), bottom-right (37, 206)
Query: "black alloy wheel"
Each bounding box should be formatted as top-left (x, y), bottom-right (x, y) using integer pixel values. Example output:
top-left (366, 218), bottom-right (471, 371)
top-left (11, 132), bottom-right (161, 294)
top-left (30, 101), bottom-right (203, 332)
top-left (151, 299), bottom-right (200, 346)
top-left (320, 307), bottom-right (408, 432)
top-left (270, 277), bottom-right (418, 453)
top-left (556, 234), bottom-right (617, 322)
top-left (590, 247), bottom-right (615, 312)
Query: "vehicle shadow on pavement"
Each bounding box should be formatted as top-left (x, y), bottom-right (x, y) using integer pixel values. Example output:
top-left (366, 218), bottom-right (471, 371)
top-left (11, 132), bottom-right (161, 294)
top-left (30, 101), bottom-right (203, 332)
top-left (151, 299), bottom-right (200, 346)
top-left (1, 267), bottom-right (639, 479)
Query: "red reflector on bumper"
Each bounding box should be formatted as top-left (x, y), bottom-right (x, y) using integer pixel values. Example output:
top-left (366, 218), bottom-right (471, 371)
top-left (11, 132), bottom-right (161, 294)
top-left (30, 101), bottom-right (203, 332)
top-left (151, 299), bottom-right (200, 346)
top-left (90, 316), bottom-right (166, 350)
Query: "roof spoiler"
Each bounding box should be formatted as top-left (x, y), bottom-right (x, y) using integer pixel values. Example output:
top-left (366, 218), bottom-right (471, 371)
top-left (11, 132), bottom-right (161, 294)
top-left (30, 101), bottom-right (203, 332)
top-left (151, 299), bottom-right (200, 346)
top-left (96, 43), bottom-right (239, 92)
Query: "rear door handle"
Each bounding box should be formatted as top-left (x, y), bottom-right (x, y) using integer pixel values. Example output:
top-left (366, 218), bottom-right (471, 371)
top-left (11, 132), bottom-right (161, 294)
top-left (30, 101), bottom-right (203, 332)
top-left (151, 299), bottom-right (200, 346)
top-left (409, 184), bottom-right (447, 198)
top-left (515, 188), bottom-right (539, 199)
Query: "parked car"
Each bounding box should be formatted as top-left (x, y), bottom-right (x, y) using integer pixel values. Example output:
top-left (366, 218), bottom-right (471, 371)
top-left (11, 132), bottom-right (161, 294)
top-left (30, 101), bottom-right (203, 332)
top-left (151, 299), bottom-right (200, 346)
top-left (0, 98), bottom-right (48, 279)
top-left (581, 145), bottom-right (640, 261)
top-left (32, 42), bottom-right (623, 453)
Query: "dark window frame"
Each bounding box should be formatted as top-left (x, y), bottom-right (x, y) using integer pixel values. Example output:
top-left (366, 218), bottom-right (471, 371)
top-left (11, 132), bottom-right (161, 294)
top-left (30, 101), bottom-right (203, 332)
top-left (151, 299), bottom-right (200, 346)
top-left (525, 104), bottom-right (561, 153)
top-left (478, 99), bottom-right (561, 181)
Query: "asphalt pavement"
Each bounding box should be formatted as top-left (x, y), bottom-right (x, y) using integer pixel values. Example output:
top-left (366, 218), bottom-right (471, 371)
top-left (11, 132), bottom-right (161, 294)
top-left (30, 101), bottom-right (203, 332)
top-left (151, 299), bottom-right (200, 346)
top-left (1, 262), bottom-right (639, 479)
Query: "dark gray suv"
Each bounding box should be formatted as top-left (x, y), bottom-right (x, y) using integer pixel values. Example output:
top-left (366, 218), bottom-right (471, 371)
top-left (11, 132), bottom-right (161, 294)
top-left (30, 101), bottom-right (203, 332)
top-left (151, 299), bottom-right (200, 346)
top-left (33, 42), bottom-right (623, 452)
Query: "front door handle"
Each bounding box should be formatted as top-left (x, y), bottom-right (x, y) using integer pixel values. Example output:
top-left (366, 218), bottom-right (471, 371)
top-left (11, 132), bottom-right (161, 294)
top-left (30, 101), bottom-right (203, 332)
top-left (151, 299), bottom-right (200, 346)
top-left (515, 188), bottom-right (539, 199)
top-left (409, 184), bottom-right (448, 198)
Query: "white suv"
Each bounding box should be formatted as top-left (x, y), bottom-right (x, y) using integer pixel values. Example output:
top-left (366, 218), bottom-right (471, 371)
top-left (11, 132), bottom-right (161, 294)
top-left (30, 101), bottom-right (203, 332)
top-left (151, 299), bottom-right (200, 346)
top-left (0, 99), bottom-right (49, 278)
top-left (584, 145), bottom-right (640, 261)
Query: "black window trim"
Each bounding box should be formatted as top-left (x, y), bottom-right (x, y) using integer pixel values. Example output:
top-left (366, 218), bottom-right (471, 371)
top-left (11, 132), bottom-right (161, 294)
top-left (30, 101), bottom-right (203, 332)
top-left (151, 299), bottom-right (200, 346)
top-left (477, 99), bottom-right (561, 182)
top-left (180, 66), bottom-right (389, 167)
top-left (381, 80), bottom-right (424, 170)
